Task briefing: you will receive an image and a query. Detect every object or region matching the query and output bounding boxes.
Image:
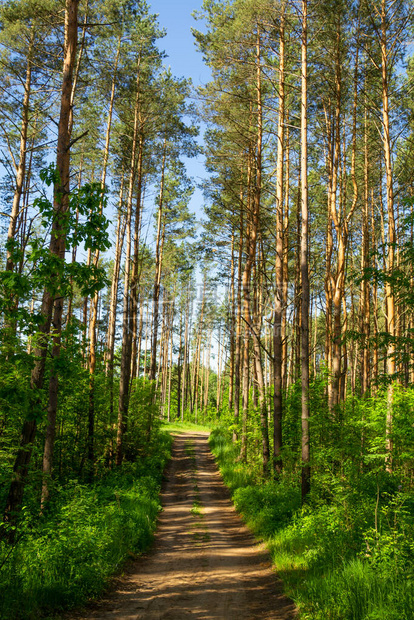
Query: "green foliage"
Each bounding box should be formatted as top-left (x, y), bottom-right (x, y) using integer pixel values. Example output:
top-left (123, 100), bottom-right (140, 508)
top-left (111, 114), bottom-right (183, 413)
top-left (233, 483), bottom-right (301, 539)
top-left (209, 427), bottom-right (256, 492)
top-left (209, 421), bottom-right (414, 620)
top-left (123, 378), bottom-right (164, 460)
top-left (0, 168), bottom-right (110, 324)
top-left (162, 420), bottom-right (212, 434)
top-left (0, 432), bottom-right (172, 620)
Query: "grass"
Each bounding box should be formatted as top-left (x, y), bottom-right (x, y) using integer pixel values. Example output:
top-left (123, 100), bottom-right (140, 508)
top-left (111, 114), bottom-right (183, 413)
top-left (193, 530), bottom-right (210, 542)
top-left (161, 420), bottom-right (212, 434)
top-left (209, 428), bottom-right (414, 620)
top-left (183, 438), bottom-right (210, 545)
top-left (0, 432), bottom-right (172, 620)
top-left (208, 427), bottom-right (256, 493)
top-left (191, 500), bottom-right (203, 517)
top-left (185, 439), bottom-right (196, 460)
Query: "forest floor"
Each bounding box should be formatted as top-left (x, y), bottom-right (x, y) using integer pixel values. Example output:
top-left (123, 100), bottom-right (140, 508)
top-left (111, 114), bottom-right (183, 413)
top-left (69, 432), bottom-right (297, 620)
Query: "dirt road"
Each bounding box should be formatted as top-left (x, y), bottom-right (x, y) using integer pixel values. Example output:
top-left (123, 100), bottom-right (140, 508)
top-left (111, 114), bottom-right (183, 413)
top-left (73, 432), bottom-right (297, 620)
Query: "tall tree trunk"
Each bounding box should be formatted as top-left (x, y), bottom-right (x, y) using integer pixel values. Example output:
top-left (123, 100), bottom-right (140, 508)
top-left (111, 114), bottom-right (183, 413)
top-left (191, 281), bottom-right (206, 419)
top-left (205, 330), bottom-right (212, 412)
top-left (325, 208), bottom-right (333, 403)
top-left (228, 232), bottom-right (235, 410)
top-left (177, 306), bottom-right (183, 419)
top-left (240, 32), bottom-right (270, 470)
top-left (149, 139), bottom-right (167, 383)
top-left (4, 0), bottom-right (80, 533)
top-left (167, 310), bottom-right (174, 422)
top-left (67, 0), bottom-right (88, 137)
top-left (233, 184), bottom-right (244, 440)
top-left (326, 22), bottom-right (343, 410)
top-left (136, 297), bottom-right (144, 378)
top-left (105, 180), bottom-right (126, 418)
top-left (282, 115), bottom-right (290, 391)
top-left (66, 155), bottom-right (84, 324)
top-left (240, 316), bottom-right (250, 463)
top-left (254, 32), bottom-right (270, 472)
top-left (129, 135), bottom-right (144, 383)
top-left (294, 180), bottom-right (302, 387)
top-left (372, 215), bottom-right (379, 390)
top-left (116, 57), bottom-right (142, 466)
top-left (216, 326), bottom-right (222, 415)
top-left (380, 0), bottom-right (396, 469)
top-left (143, 302), bottom-right (150, 380)
top-left (5, 31), bottom-right (33, 275)
top-left (240, 120), bottom-right (254, 463)
top-left (182, 286), bottom-right (191, 420)
top-left (273, 4), bottom-right (285, 476)
top-left (82, 40), bottom-right (121, 485)
top-left (3, 30), bottom-right (34, 348)
top-left (301, 0), bottom-right (310, 503)
top-left (361, 103), bottom-right (371, 396)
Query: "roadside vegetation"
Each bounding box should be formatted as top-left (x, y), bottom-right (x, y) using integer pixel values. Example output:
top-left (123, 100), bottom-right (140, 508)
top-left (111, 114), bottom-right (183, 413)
top-left (162, 420), bottom-right (212, 434)
top-left (0, 425), bottom-right (171, 620)
top-left (210, 384), bottom-right (414, 620)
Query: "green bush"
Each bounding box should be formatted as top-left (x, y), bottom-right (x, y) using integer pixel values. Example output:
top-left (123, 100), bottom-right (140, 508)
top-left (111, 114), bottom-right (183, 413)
top-left (0, 432), bottom-right (172, 620)
top-left (209, 426), bottom-right (414, 620)
top-left (233, 482), bottom-right (301, 537)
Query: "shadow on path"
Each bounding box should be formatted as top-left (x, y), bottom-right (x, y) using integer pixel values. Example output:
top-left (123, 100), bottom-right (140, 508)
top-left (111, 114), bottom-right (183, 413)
top-left (71, 433), bottom-right (297, 620)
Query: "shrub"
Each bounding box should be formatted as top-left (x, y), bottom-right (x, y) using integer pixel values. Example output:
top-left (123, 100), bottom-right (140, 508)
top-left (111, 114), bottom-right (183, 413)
top-left (0, 432), bottom-right (172, 619)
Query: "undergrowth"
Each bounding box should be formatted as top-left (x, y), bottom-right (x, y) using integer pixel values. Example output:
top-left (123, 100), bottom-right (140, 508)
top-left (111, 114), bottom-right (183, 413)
top-left (0, 431), bottom-right (172, 620)
top-left (161, 419), bottom-right (212, 433)
top-left (209, 427), bottom-right (414, 620)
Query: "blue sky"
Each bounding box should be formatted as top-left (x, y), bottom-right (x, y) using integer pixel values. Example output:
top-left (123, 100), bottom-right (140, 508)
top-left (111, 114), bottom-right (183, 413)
top-left (149, 0), bottom-right (210, 86)
top-left (149, 0), bottom-right (211, 221)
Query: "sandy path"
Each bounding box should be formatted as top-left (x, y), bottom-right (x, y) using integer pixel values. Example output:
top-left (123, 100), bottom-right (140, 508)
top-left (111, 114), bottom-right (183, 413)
top-left (72, 432), bottom-right (297, 620)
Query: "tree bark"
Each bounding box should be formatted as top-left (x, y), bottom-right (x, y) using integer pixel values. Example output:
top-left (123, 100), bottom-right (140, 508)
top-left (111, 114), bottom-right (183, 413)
top-left (149, 139), bottom-right (167, 383)
top-left (301, 0), bottom-right (310, 503)
top-left (273, 4), bottom-right (285, 476)
top-left (360, 102), bottom-right (371, 396)
top-left (233, 183), bottom-right (244, 440)
top-left (129, 135), bottom-right (144, 383)
top-left (82, 40), bottom-right (121, 484)
top-left (116, 57), bottom-right (142, 466)
top-left (5, 31), bottom-right (33, 275)
top-left (380, 0), bottom-right (396, 469)
top-left (228, 232), bottom-right (235, 410)
top-left (4, 0), bottom-right (80, 532)
top-left (106, 180), bottom-right (126, 418)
